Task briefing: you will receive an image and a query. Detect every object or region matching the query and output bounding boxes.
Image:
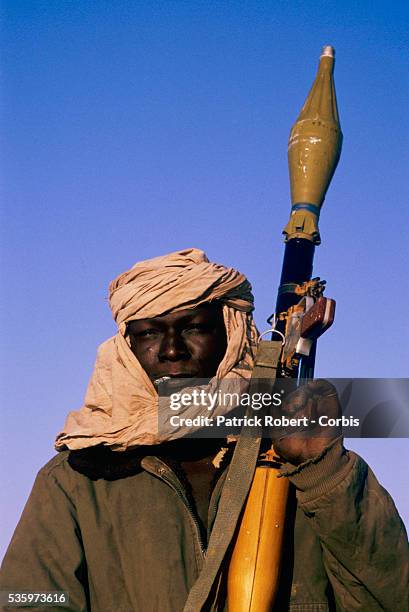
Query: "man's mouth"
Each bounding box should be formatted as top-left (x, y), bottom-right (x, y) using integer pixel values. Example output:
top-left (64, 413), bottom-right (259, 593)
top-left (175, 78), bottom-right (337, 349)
top-left (152, 373), bottom-right (198, 387)
top-left (154, 372), bottom-right (197, 379)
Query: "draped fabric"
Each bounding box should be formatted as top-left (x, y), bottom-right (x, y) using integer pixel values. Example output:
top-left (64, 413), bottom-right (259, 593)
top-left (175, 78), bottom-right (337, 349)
top-left (55, 248), bottom-right (258, 451)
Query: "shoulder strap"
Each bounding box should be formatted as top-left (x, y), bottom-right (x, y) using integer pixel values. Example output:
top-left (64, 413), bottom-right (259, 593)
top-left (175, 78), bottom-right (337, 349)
top-left (183, 340), bottom-right (282, 612)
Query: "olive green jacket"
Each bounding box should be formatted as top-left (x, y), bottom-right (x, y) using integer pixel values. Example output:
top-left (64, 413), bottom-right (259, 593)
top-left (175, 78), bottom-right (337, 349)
top-left (1, 441), bottom-right (407, 611)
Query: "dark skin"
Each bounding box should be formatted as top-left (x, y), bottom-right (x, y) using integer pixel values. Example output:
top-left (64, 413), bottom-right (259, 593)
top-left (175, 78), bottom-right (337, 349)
top-left (273, 379), bottom-right (341, 464)
top-left (127, 303), bottom-right (227, 382)
top-left (127, 303), bottom-right (228, 529)
top-left (127, 303), bottom-right (341, 527)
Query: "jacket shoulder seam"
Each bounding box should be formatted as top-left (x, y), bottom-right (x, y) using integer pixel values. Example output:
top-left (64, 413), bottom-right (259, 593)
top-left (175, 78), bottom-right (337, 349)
top-left (38, 451), bottom-right (71, 477)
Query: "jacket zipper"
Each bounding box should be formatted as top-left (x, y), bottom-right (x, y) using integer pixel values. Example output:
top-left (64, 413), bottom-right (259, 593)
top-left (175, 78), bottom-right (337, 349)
top-left (144, 458), bottom-right (207, 560)
top-left (159, 467), bottom-right (207, 557)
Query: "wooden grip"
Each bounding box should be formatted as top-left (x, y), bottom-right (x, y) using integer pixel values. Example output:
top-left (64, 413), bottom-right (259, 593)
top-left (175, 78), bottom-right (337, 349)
top-left (301, 296), bottom-right (335, 340)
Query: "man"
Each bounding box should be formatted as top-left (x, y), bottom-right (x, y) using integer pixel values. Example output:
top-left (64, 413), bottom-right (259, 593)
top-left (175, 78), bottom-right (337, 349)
top-left (1, 248), bottom-right (407, 611)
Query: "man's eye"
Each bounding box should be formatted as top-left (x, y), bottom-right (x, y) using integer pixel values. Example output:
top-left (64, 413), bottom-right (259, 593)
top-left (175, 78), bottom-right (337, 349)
top-left (184, 324), bottom-right (208, 334)
top-left (137, 329), bottom-right (160, 337)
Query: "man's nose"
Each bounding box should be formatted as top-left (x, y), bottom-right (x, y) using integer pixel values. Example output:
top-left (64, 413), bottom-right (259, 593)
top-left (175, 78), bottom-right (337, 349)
top-left (158, 332), bottom-right (190, 361)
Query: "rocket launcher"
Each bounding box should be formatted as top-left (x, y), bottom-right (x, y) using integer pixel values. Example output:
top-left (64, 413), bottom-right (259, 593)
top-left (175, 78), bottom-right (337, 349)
top-left (227, 46), bottom-right (343, 611)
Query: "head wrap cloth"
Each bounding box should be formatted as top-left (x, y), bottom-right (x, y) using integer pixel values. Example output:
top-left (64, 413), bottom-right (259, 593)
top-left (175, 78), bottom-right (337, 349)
top-left (55, 248), bottom-right (258, 451)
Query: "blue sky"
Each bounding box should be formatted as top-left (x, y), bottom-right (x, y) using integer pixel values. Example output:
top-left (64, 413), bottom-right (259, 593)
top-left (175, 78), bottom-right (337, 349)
top-left (1, 1), bottom-right (408, 558)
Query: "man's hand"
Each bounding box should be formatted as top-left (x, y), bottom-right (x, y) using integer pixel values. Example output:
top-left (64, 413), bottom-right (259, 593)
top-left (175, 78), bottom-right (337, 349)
top-left (272, 379), bottom-right (342, 465)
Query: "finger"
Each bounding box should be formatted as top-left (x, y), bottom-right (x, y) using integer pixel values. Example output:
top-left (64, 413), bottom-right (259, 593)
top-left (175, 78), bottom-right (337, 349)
top-left (305, 378), bottom-right (338, 398)
top-left (282, 385), bottom-right (310, 414)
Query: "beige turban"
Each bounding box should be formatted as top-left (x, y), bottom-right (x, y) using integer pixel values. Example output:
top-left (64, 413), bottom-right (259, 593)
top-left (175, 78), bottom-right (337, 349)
top-left (55, 248), bottom-right (258, 451)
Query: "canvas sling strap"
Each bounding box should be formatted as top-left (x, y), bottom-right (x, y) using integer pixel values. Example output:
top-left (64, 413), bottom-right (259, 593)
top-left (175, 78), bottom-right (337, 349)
top-left (183, 340), bottom-right (283, 612)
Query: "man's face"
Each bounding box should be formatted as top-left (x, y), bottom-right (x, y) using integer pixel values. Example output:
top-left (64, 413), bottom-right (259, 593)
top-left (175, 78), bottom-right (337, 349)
top-left (126, 303), bottom-right (227, 383)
